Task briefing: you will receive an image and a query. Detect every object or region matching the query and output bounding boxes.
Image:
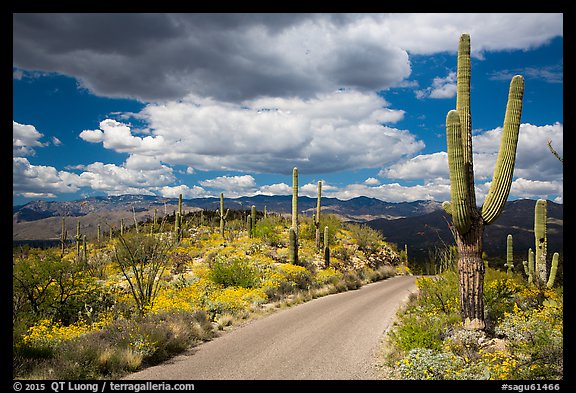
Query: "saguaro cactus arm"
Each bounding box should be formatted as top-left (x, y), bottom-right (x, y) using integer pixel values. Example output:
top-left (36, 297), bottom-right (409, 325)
top-left (445, 110), bottom-right (472, 234)
top-left (547, 252), bottom-right (559, 289)
top-left (480, 75), bottom-right (524, 224)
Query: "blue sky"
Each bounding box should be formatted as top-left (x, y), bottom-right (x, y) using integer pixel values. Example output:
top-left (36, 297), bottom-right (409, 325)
top-left (13, 13), bottom-right (563, 206)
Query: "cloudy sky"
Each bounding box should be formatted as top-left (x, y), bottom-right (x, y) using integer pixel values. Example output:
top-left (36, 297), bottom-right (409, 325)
top-left (13, 13), bottom-right (563, 206)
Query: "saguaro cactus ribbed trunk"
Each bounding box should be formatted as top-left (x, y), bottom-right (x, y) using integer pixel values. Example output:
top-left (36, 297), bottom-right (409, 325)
top-left (506, 234), bottom-right (514, 275)
top-left (444, 33), bottom-right (524, 330)
top-left (290, 167), bottom-right (299, 264)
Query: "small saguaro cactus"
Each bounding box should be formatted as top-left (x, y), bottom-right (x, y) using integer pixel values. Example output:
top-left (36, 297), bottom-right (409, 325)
top-left (247, 215), bottom-right (253, 238)
top-left (218, 192), bottom-right (230, 239)
top-left (505, 234), bottom-right (514, 275)
top-left (443, 33), bottom-right (524, 330)
top-left (522, 248), bottom-right (535, 285)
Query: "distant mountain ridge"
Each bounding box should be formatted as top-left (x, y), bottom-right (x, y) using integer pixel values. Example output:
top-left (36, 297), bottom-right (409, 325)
top-left (12, 194), bottom-right (442, 241)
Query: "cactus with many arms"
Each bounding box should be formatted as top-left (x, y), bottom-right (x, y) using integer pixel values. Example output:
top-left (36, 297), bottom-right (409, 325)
top-left (444, 33), bottom-right (524, 330)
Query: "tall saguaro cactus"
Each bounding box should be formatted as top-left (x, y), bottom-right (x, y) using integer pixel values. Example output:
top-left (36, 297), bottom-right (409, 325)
top-left (444, 33), bottom-right (524, 330)
top-left (290, 167), bottom-right (299, 264)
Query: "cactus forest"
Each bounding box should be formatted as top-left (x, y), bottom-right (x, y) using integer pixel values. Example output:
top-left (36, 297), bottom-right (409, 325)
top-left (12, 33), bottom-right (562, 381)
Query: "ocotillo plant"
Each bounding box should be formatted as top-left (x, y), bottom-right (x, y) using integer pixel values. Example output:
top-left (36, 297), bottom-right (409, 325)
top-left (323, 226), bottom-right (330, 268)
top-left (218, 192), bottom-right (229, 239)
top-left (505, 234), bottom-right (514, 275)
top-left (314, 181), bottom-right (322, 249)
top-left (443, 33), bottom-right (524, 330)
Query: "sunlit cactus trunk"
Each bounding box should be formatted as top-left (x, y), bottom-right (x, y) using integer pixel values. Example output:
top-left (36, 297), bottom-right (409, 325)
top-left (444, 33), bottom-right (524, 330)
top-left (506, 234), bottom-right (514, 275)
top-left (534, 199), bottom-right (548, 287)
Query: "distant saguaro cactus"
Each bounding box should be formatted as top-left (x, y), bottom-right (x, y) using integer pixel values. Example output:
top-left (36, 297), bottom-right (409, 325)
top-left (175, 193), bottom-right (183, 240)
top-left (443, 33), bottom-right (524, 330)
top-left (218, 192), bottom-right (229, 239)
top-left (251, 205), bottom-right (257, 237)
top-left (290, 167), bottom-right (299, 264)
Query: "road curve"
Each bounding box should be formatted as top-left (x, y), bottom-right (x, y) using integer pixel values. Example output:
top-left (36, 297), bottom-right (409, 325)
top-left (123, 275), bottom-right (417, 380)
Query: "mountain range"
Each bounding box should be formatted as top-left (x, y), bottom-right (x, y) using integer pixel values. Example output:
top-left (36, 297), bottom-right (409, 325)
top-left (13, 195), bottom-right (562, 265)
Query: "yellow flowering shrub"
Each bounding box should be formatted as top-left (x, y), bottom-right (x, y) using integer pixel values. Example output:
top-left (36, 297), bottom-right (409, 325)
top-left (21, 318), bottom-right (109, 354)
top-left (314, 267), bottom-right (344, 286)
top-left (207, 286), bottom-right (267, 315)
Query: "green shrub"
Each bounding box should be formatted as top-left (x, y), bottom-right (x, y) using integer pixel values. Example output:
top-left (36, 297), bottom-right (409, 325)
top-left (253, 216), bottom-right (284, 246)
top-left (209, 256), bottom-right (260, 288)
